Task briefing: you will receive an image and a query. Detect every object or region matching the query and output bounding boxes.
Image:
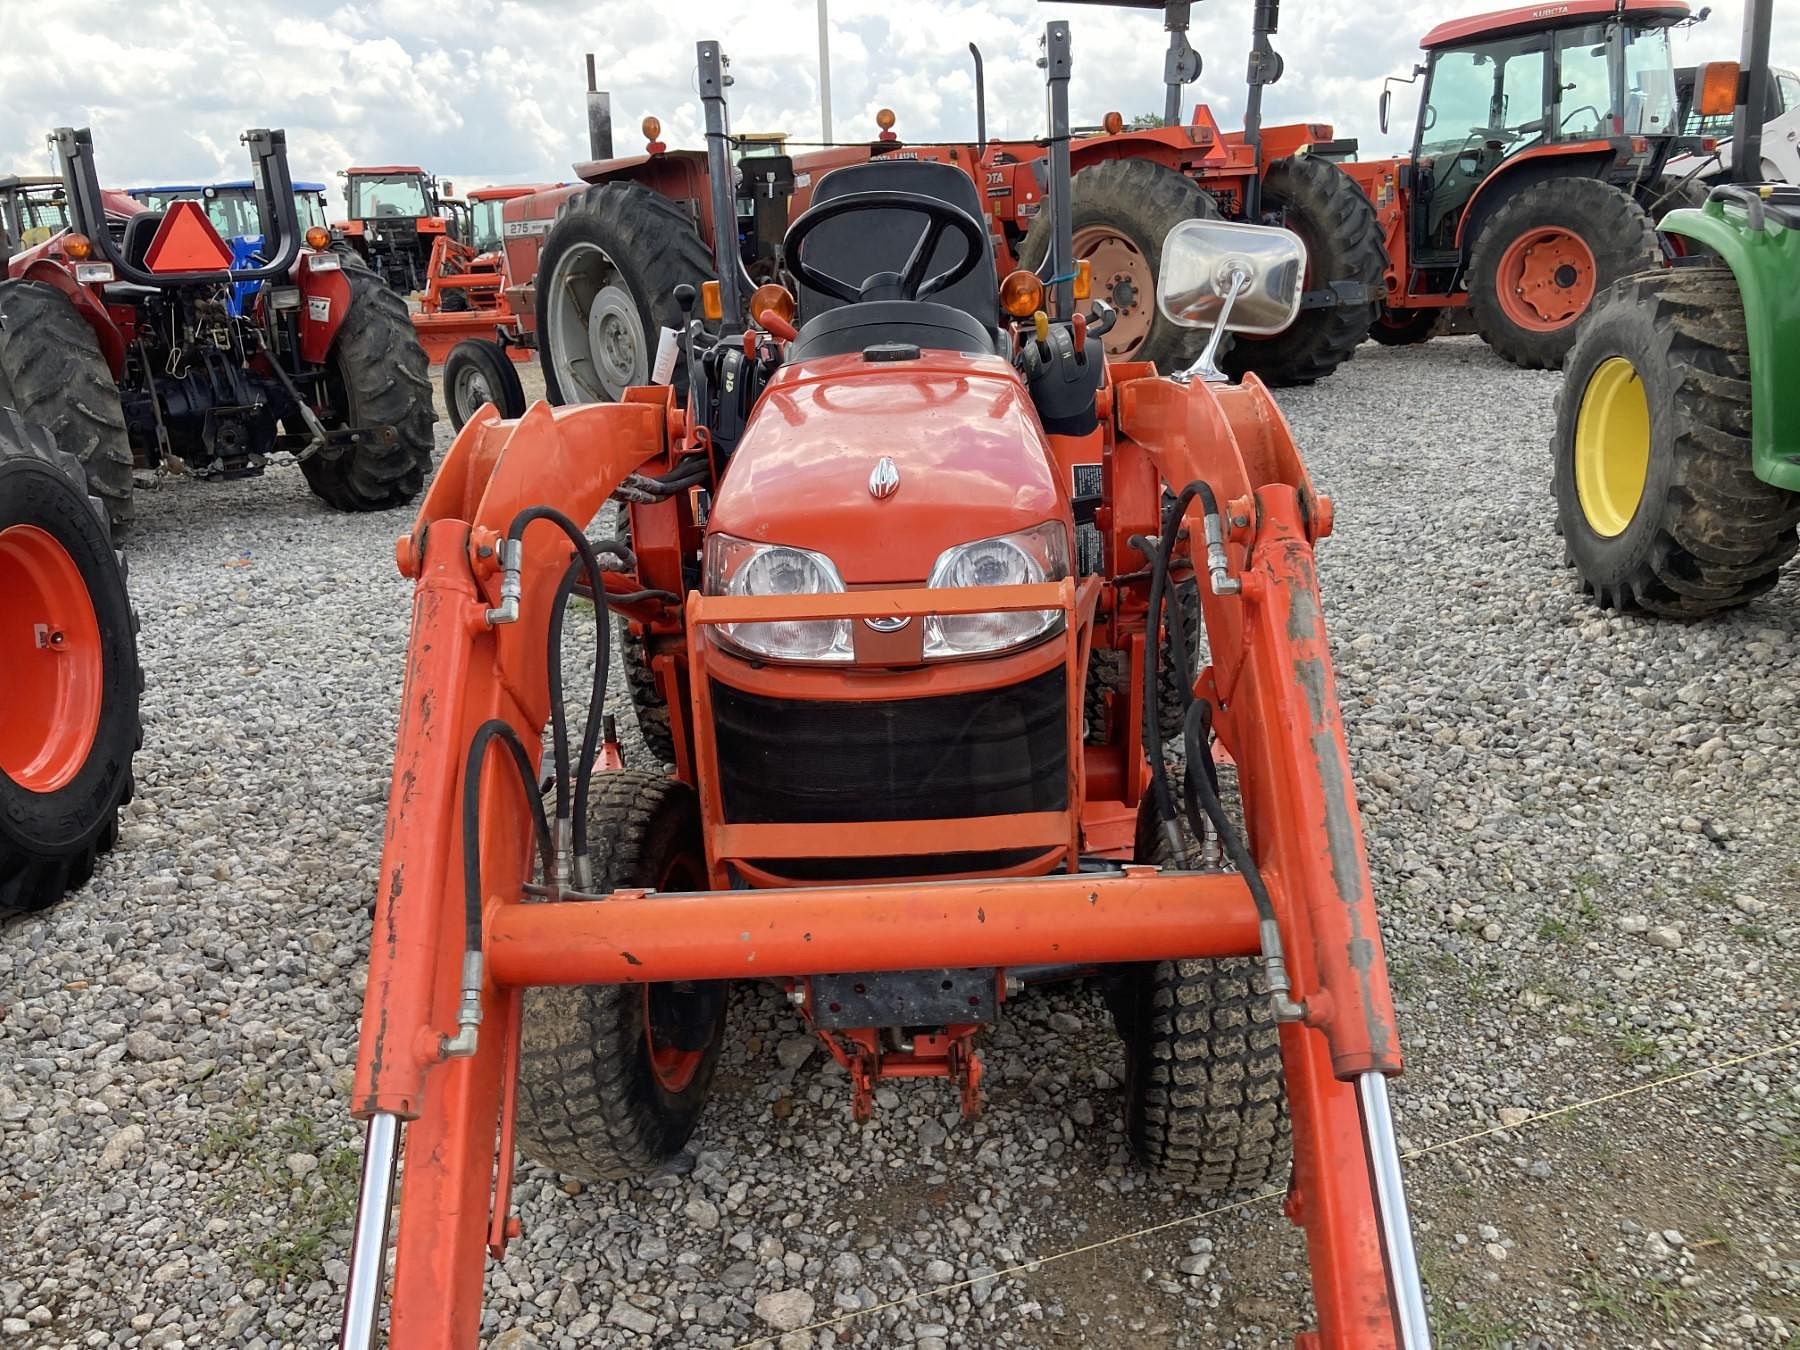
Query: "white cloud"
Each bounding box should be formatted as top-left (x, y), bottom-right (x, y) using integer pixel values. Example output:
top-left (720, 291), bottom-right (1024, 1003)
top-left (1, 1), bottom-right (1792, 197)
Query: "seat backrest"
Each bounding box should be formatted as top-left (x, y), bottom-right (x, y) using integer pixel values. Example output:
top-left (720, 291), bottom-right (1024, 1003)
top-left (796, 159), bottom-right (997, 328)
top-left (121, 212), bottom-right (164, 271)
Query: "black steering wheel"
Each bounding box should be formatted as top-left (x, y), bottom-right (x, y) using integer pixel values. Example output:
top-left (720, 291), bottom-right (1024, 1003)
top-left (784, 190), bottom-right (987, 306)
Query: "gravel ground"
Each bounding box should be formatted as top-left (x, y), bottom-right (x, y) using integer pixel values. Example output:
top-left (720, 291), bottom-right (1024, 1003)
top-left (1, 338), bottom-right (1796, 1350)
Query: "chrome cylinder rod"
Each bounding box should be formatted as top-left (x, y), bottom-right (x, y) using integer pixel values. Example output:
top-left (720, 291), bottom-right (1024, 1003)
top-left (1357, 1071), bottom-right (1433, 1349)
top-left (339, 1111), bottom-right (401, 1350)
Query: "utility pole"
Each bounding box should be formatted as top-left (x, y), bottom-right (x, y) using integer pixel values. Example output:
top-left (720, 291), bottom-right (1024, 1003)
top-left (817, 0), bottom-right (834, 143)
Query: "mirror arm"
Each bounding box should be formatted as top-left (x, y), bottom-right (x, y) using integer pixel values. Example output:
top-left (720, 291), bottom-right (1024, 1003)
top-left (1176, 268), bottom-right (1249, 385)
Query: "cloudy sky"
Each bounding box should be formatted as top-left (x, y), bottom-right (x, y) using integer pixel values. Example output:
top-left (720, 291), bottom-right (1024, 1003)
top-left (1, 0), bottom-right (1789, 198)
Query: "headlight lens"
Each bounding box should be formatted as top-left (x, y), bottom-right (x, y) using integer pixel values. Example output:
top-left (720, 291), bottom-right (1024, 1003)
top-left (925, 521), bottom-right (1070, 658)
top-left (704, 533), bottom-right (852, 663)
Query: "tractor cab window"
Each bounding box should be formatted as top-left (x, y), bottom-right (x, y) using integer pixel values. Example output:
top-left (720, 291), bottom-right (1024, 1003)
top-left (296, 192), bottom-right (328, 230)
top-left (203, 191), bottom-right (256, 241)
top-left (348, 175), bottom-right (429, 220)
top-left (471, 199), bottom-right (505, 253)
top-left (1779, 72), bottom-right (1800, 115)
top-left (1620, 26), bottom-right (1677, 135)
top-left (1420, 37), bottom-right (1549, 159)
top-left (1553, 25), bottom-right (1613, 140)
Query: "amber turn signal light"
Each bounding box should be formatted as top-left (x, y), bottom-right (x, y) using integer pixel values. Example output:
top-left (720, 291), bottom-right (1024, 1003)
top-left (304, 225), bottom-right (331, 251)
top-left (1695, 61), bottom-right (1739, 117)
top-left (1102, 111), bottom-right (1125, 135)
top-left (999, 269), bottom-right (1045, 319)
top-left (876, 108), bottom-right (896, 131)
top-left (748, 282), bottom-right (795, 326)
top-left (642, 115), bottom-right (663, 142)
top-left (1073, 259), bottom-right (1091, 301)
top-left (700, 279), bottom-right (723, 322)
top-left (62, 232), bottom-right (93, 260)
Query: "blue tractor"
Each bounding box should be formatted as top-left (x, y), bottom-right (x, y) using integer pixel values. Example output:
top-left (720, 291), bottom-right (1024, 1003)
top-left (126, 180), bottom-right (331, 315)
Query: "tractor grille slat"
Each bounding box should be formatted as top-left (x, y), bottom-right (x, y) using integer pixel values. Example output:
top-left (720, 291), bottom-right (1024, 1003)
top-left (711, 667), bottom-right (1069, 825)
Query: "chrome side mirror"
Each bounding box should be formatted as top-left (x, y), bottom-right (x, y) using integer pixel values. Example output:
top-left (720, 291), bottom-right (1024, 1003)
top-left (1156, 217), bottom-right (1306, 382)
top-left (1379, 87), bottom-right (1392, 135)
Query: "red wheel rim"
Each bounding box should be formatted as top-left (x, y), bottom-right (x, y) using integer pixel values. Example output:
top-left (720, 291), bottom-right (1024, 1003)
top-left (1072, 226), bottom-right (1153, 358)
top-left (1495, 226), bottom-right (1597, 332)
top-left (641, 851), bottom-right (707, 1094)
top-left (0, 524), bottom-right (103, 792)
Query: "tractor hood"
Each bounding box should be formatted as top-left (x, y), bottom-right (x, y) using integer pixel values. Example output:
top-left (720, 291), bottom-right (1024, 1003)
top-left (706, 352), bottom-right (1070, 585)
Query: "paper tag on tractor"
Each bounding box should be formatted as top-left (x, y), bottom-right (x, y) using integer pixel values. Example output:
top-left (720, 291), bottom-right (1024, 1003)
top-left (308, 296), bottom-right (331, 323)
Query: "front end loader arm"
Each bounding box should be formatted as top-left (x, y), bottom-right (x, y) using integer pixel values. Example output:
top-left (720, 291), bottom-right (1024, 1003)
top-left (342, 399), bottom-right (669, 1349)
top-left (1118, 372), bottom-right (1429, 1350)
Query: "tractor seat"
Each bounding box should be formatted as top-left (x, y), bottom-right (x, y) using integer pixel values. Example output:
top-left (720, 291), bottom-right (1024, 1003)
top-left (797, 159), bottom-right (999, 331)
top-left (786, 299), bottom-right (1000, 363)
top-left (121, 212), bottom-right (164, 271)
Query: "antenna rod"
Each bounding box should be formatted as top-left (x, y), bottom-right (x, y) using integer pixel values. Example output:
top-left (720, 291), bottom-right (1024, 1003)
top-left (817, 1), bottom-right (834, 144)
top-left (1042, 21), bottom-right (1075, 321)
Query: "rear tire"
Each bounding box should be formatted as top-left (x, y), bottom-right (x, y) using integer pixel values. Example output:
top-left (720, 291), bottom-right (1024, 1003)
top-left (1018, 159), bottom-right (1217, 372)
top-left (515, 771), bottom-right (727, 1181)
top-left (0, 280), bottom-right (133, 532)
top-left (1220, 156), bottom-right (1387, 387)
top-left (1114, 788), bottom-right (1290, 1192)
top-left (536, 185), bottom-right (714, 406)
top-left (443, 339), bottom-right (525, 432)
top-left (1368, 306), bottom-right (1439, 347)
top-left (299, 268), bottom-right (436, 511)
top-left (1553, 267), bottom-right (1800, 618)
top-left (0, 408), bottom-right (140, 917)
top-left (1468, 178), bottom-right (1659, 370)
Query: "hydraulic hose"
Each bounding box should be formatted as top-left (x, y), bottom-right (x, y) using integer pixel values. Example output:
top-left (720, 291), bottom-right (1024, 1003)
top-left (460, 720), bottom-right (554, 954)
top-left (1135, 481), bottom-right (1210, 853)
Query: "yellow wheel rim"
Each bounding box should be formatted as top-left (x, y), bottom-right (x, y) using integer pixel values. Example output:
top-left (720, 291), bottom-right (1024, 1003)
top-left (1574, 357), bottom-right (1651, 538)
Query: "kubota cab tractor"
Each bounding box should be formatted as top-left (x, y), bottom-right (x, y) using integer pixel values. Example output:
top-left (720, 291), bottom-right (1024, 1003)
top-left (1552, 0), bottom-right (1800, 615)
top-left (337, 24), bottom-right (1431, 1350)
top-left (0, 406), bottom-right (140, 919)
top-left (1345, 0), bottom-right (1704, 366)
top-left (334, 165), bottom-right (448, 293)
top-left (0, 128), bottom-right (435, 529)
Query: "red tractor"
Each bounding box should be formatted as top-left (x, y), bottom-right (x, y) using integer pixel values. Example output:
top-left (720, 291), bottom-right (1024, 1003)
top-left (1341, 0), bottom-right (1705, 366)
top-left (332, 164), bottom-right (450, 293)
top-left (0, 129), bottom-right (435, 528)
top-left (337, 24), bottom-right (1430, 1350)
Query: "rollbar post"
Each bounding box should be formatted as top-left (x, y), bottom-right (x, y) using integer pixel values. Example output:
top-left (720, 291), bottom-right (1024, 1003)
top-left (1242, 0), bottom-right (1284, 220)
top-left (1041, 21), bottom-right (1075, 322)
top-left (1357, 1073), bottom-right (1433, 1349)
top-left (243, 127), bottom-right (296, 272)
top-left (697, 40), bottom-right (750, 327)
top-left (338, 1111), bottom-right (401, 1350)
top-left (50, 127), bottom-right (108, 249)
top-left (1732, 0), bottom-right (1772, 186)
top-left (1161, 2), bottom-right (1199, 127)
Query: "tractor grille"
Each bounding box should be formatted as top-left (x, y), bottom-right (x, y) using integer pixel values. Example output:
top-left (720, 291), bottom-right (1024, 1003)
top-left (710, 667), bottom-right (1069, 826)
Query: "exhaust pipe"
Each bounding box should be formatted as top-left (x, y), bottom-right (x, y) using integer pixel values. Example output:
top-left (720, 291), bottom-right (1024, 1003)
top-left (969, 43), bottom-right (987, 154)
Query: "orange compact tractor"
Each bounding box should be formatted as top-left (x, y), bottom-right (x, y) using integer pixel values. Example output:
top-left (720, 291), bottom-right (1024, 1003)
top-left (1341, 0), bottom-right (1705, 366)
top-left (339, 25), bottom-right (1429, 1350)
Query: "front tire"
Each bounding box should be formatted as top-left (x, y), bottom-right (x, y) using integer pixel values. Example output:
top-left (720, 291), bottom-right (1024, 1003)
top-left (298, 268), bottom-right (436, 512)
top-left (1220, 156), bottom-right (1387, 387)
top-left (1018, 159), bottom-right (1218, 371)
top-left (1553, 267), bottom-right (1800, 618)
top-left (1468, 178), bottom-right (1659, 370)
top-left (0, 408), bottom-right (140, 916)
top-left (0, 280), bottom-right (133, 532)
top-left (443, 339), bottom-right (526, 432)
top-left (536, 185), bottom-right (715, 406)
top-left (515, 771), bottom-right (727, 1181)
top-left (1368, 305), bottom-right (1439, 347)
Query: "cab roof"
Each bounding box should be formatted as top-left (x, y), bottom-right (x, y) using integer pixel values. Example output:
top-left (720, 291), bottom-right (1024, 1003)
top-left (345, 165), bottom-right (426, 176)
top-left (129, 180), bottom-right (328, 194)
top-left (1422, 0), bottom-right (1689, 50)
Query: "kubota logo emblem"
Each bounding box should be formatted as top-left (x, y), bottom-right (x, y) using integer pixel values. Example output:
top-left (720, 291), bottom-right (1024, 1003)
top-left (868, 456), bottom-right (900, 499)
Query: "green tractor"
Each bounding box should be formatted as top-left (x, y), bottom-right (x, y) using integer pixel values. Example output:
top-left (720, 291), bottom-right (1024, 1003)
top-left (1553, 0), bottom-right (1800, 616)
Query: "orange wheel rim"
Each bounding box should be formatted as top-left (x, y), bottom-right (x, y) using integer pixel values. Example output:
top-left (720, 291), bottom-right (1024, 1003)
top-left (0, 524), bottom-right (103, 792)
top-left (1072, 226), bottom-right (1153, 358)
top-left (642, 850), bottom-right (707, 1093)
top-left (1495, 226), bottom-right (1596, 332)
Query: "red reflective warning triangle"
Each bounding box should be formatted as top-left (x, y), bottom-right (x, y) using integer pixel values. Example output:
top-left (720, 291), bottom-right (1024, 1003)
top-left (142, 200), bottom-right (235, 274)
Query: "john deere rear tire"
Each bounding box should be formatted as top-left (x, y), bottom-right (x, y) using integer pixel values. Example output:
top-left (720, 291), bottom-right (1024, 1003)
top-left (443, 338), bottom-right (525, 432)
top-left (1368, 305), bottom-right (1439, 347)
top-left (537, 185), bottom-right (715, 406)
top-left (1113, 789), bottom-right (1289, 1193)
top-left (1553, 267), bottom-right (1800, 618)
top-left (1220, 156), bottom-right (1386, 387)
top-left (1468, 178), bottom-right (1659, 370)
top-left (515, 771), bottom-right (727, 1181)
top-left (1018, 159), bottom-right (1217, 372)
top-left (299, 268), bottom-right (435, 512)
top-left (0, 280), bottom-right (133, 532)
top-left (0, 408), bottom-right (140, 916)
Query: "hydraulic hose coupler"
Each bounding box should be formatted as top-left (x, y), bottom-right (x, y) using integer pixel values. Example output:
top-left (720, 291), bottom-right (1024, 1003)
top-left (441, 951), bottom-right (485, 1059)
top-left (553, 816), bottom-right (573, 894)
top-left (1258, 918), bottom-right (1306, 1023)
top-left (1201, 507), bottom-right (1240, 596)
top-left (485, 539), bottom-right (524, 626)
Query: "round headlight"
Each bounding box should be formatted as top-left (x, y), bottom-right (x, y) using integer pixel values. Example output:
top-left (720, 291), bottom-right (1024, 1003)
top-left (704, 535), bottom-right (852, 664)
top-left (924, 523), bottom-right (1069, 658)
